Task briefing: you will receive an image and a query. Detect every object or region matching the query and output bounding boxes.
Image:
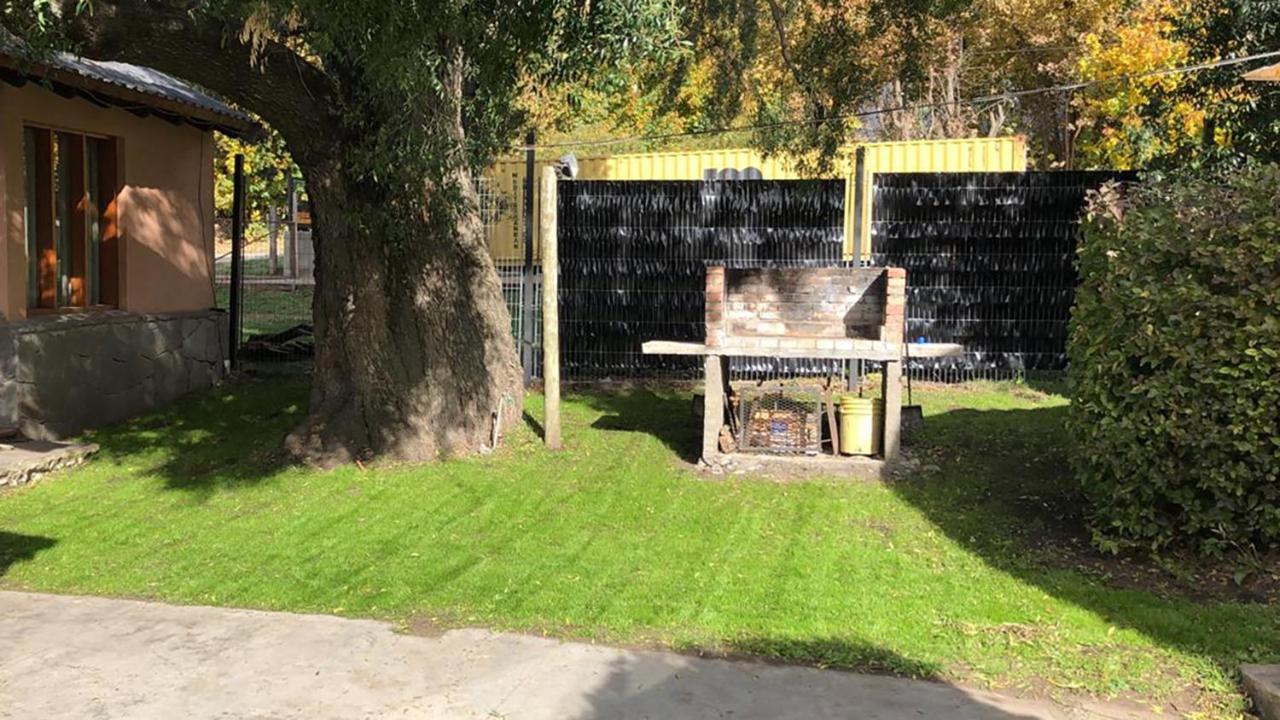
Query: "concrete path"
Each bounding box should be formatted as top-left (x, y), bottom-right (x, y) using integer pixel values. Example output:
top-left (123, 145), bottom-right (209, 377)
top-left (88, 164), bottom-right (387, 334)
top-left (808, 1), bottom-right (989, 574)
top-left (0, 591), bottom-right (1145, 720)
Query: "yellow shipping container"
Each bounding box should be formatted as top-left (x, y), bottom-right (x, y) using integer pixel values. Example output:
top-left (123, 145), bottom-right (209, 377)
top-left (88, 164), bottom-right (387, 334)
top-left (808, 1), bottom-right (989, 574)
top-left (481, 136), bottom-right (1027, 263)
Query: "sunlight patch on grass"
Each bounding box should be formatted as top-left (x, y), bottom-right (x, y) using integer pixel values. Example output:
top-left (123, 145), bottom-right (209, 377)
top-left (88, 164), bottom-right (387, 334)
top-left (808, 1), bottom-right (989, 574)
top-left (0, 376), bottom-right (1269, 717)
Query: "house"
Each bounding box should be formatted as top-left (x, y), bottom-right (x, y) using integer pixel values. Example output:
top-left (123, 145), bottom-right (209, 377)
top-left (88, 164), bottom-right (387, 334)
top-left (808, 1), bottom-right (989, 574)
top-left (0, 41), bottom-right (259, 439)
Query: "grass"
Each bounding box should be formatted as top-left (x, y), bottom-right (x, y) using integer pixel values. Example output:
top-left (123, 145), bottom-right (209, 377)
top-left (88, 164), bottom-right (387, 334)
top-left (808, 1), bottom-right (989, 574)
top-left (213, 285), bottom-right (313, 337)
top-left (0, 375), bottom-right (1276, 717)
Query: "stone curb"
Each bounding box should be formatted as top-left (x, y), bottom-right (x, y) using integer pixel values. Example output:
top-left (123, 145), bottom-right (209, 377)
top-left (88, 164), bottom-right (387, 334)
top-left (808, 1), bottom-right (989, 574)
top-left (1242, 664), bottom-right (1280, 719)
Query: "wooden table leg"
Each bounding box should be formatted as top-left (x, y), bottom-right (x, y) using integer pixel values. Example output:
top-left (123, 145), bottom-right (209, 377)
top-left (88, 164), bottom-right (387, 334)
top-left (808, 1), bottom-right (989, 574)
top-left (882, 359), bottom-right (902, 460)
top-left (703, 354), bottom-right (728, 462)
top-left (823, 384), bottom-right (841, 457)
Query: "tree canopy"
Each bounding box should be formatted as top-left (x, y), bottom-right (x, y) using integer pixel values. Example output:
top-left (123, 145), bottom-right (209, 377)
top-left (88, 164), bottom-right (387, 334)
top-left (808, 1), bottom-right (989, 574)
top-left (530, 0), bottom-right (1275, 171)
top-left (2, 0), bottom-right (686, 463)
top-left (1148, 0), bottom-right (1280, 166)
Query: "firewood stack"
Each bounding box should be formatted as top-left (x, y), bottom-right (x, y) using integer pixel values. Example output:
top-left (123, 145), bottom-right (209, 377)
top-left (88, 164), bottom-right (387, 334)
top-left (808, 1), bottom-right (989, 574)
top-left (741, 392), bottom-right (821, 453)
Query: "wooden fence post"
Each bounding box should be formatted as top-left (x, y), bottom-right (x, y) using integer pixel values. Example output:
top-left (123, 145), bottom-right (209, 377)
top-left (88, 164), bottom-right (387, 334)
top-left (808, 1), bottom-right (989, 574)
top-left (540, 166), bottom-right (561, 450)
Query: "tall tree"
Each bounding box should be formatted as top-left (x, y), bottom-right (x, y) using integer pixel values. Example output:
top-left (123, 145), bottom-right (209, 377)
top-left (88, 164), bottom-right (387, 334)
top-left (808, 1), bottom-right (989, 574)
top-left (552, 0), bottom-right (1212, 169)
top-left (2, 0), bottom-right (679, 464)
top-left (524, 0), bottom-right (970, 167)
top-left (1149, 0), bottom-right (1280, 164)
top-left (1067, 0), bottom-right (1200, 168)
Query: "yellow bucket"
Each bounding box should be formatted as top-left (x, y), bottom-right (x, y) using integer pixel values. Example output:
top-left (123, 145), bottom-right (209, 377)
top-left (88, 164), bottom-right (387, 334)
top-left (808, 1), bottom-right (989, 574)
top-left (838, 397), bottom-right (883, 456)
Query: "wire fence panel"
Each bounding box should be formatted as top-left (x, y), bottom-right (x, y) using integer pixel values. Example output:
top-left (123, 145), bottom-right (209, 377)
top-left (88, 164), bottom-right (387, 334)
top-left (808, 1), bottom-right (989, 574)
top-left (218, 171), bottom-right (1132, 384)
top-left (214, 215), bottom-right (315, 362)
top-left (558, 180), bottom-right (846, 381)
top-left (871, 171), bottom-right (1134, 382)
top-left (219, 175), bottom-right (532, 366)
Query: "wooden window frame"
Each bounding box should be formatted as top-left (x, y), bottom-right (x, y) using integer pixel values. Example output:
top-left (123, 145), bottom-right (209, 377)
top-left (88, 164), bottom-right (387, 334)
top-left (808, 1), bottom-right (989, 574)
top-left (22, 125), bottom-right (121, 313)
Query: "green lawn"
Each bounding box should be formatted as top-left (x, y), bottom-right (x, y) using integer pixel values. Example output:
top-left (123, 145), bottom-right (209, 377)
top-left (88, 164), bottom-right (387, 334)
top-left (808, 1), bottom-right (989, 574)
top-left (214, 285), bottom-right (313, 337)
top-left (0, 375), bottom-right (1274, 717)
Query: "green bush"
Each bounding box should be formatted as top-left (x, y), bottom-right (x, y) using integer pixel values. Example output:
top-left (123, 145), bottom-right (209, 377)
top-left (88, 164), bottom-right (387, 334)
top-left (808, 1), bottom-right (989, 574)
top-left (1069, 163), bottom-right (1280, 555)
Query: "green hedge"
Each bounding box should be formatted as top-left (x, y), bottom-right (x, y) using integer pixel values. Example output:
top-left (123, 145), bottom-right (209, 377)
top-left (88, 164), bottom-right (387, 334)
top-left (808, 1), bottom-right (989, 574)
top-left (1069, 163), bottom-right (1280, 555)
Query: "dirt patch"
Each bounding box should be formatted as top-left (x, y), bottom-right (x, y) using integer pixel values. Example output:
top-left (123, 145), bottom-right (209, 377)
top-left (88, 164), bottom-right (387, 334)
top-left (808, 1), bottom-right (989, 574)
top-left (1041, 536), bottom-right (1280, 605)
top-left (701, 452), bottom-right (886, 483)
top-left (401, 613), bottom-right (455, 638)
top-left (1002, 675), bottom-right (1203, 719)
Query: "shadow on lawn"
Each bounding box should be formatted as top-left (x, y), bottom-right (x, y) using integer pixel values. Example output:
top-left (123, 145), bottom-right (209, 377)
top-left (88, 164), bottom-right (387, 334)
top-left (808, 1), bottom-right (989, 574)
top-left (80, 375), bottom-right (309, 502)
top-left (0, 531), bottom-right (56, 577)
top-left (892, 402), bottom-right (1280, 684)
top-left (579, 390), bottom-right (701, 463)
top-left (572, 642), bottom-right (1041, 720)
top-left (523, 411), bottom-right (545, 440)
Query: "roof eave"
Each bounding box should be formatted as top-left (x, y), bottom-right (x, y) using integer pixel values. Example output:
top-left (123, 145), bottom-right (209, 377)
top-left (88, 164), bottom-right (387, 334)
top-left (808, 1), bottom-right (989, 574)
top-left (0, 53), bottom-right (264, 140)
top-left (1243, 62), bottom-right (1280, 83)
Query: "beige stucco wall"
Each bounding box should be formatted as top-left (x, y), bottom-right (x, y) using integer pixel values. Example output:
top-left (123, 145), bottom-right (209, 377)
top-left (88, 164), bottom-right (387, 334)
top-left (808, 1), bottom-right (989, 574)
top-left (0, 82), bottom-right (216, 321)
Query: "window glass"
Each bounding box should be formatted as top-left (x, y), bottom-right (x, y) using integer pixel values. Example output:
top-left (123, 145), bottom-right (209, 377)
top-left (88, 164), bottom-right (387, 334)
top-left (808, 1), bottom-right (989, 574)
top-left (87, 139), bottom-right (101, 306)
top-left (22, 128), bottom-right (38, 308)
top-left (54, 132), bottom-right (71, 307)
top-left (22, 127), bottom-right (116, 310)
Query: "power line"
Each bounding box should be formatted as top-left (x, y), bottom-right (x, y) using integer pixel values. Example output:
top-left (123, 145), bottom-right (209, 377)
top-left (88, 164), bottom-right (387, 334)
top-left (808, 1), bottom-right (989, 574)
top-left (966, 44), bottom-right (1081, 56)
top-left (520, 48), bottom-right (1280, 152)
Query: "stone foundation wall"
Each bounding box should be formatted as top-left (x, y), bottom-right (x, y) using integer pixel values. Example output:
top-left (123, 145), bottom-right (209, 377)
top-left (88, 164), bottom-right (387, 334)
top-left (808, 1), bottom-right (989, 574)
top-left (705, 266), bottom-right (906, 350)
top-left (0, 310), bottom-right (228, 440)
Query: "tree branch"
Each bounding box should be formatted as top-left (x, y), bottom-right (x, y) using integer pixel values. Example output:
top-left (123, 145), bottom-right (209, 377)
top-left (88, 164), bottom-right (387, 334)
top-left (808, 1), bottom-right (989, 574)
top-left (55, 0), bottom-right (336, 163)
top-left (763, 0), bottom-right (824, 118)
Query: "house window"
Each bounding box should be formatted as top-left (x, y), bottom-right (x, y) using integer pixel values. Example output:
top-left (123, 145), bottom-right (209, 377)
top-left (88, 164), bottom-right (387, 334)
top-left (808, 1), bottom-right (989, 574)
top-left (22, 126), bottom-right (120, 310)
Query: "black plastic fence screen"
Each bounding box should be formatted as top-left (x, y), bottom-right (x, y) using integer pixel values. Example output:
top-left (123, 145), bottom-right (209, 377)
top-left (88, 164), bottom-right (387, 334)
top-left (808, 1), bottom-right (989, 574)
top-left (558, 180), bottom-right (846, 380)
top-left (871, 171), bottom-right (1134, 380)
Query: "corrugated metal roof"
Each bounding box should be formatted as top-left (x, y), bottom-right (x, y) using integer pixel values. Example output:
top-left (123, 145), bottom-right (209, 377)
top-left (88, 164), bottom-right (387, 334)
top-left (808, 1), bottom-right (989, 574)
top-left (0, 32), bottom-right (258, 136)
top-left (49, 54), bottom-right (255, 126)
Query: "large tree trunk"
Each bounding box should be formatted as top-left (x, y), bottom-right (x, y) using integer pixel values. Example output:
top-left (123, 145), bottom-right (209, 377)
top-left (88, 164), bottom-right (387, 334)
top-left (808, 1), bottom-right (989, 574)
top-left (57, 2), bottom-right (526, 465)
top-left (288, 157), bottom-right (524, 464)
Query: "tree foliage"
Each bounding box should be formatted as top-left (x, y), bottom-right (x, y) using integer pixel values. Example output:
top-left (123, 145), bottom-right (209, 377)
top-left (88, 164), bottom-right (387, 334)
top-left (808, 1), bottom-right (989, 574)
top-left (1, 0), bottom-right (683, 463)
top-left (1146, 0), bottom-right (1280, 166)
top-left (1068, 165), bottom-right (1280, 555)
top-left (1068, 0), bottom-right (1202, 168)
top-left (214, 131), bottom-right (297, 222)
top-left (528, 0), bottom-right (970, 169)
top-left (533, 0), bottom-right (1231, 171)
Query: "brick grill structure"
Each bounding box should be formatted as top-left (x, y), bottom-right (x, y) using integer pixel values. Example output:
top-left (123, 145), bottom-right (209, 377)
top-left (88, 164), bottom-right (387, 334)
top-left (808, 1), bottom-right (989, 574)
top-left (645, 264), bottom-right (946, 465)
top-left (705, 266), bottom-right (906, 353)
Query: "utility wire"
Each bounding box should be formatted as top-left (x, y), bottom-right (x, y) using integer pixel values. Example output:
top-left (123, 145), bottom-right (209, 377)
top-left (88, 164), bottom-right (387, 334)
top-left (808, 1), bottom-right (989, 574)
top-left (966, 44), bottom-right (1081, 56)
top-left (520, 48), bottom-right (1280, 152)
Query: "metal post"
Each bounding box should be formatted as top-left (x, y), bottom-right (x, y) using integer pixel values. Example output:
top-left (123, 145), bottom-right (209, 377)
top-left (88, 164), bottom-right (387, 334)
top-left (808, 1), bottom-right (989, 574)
top-left (847, 146), bottom-right (869, 392)
top-left (852, 145), bottom-right (867, 265)
top-left (267, 205), bottom-right (279, 275)
top-left (520, 130), bottom-right (536, 385)
top-left (286, 175), bottom-right (298, 279)
top-left (228, 154), bottom-right (245, 370)
top-left (540, 166), bottom-right (561, 450)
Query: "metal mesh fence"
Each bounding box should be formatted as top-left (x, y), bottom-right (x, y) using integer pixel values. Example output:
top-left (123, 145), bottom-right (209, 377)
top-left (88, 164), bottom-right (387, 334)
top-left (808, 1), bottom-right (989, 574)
top-left (218, 170), bottom-right (1131, 384)
top-left (494, 258), bottom-right (542, 380)
top-left (557, 180), bottom-right (848, 381)
top-left (872, 171), bottom-right (1133, 382)
top-left (214, 217), bottom-right (314, 362)
top-left (220, 175), bottom-right (537, 366)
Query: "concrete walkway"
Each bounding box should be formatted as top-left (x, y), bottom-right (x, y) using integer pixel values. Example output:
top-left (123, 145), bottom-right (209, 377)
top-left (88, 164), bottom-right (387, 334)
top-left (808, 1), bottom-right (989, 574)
top-left (0, 591), bottom-right (1146, 720)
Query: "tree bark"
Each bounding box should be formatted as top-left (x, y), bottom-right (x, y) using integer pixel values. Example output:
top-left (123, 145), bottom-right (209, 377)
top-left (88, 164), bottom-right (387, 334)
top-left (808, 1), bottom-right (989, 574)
top-left (59, 1), bottom-right (525, 464)
top-left (291, 149), bottom-right (523, 464)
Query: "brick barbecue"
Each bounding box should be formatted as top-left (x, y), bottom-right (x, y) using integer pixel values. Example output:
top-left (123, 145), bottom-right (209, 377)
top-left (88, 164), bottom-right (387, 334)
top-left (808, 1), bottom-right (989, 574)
top-left (705, 266), bottom-right (906, 352)
top-left (643, 264), bottom-right (959, 466)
